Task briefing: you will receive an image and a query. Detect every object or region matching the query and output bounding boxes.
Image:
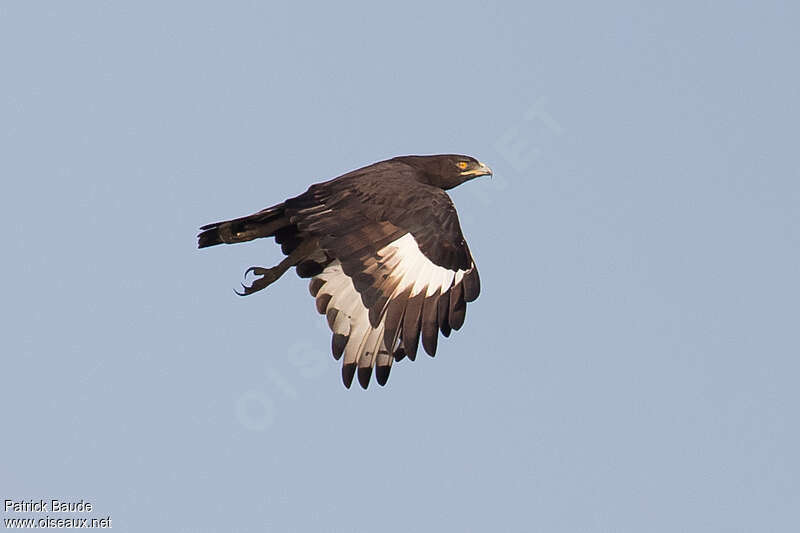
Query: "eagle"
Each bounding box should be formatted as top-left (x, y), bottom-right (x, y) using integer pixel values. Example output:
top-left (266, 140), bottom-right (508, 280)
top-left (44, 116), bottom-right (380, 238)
top-left (198, 154), bottom-right (491, 389)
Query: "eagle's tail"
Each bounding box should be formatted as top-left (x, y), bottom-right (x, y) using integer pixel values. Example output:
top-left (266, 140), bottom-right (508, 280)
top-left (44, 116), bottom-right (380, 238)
top-left (197, 203), bottom-right (289, 249)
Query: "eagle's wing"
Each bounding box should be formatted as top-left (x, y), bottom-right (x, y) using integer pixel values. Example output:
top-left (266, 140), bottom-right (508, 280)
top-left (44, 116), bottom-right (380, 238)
top-left (285, 169), bottom-right (480, 388)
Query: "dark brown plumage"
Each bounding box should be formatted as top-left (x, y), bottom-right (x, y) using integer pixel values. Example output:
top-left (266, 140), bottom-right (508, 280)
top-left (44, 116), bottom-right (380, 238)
top-left (198, 154), bottom-right (491, 388)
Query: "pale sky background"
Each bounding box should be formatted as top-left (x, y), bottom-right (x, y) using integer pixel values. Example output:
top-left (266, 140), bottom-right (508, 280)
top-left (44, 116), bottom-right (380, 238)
top-left (2, 2), bottom-right (798, 532)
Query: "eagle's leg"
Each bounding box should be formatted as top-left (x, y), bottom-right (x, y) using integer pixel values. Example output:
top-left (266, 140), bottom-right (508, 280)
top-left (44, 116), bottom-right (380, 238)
top-left (236, 239), bottom-right (317, 296)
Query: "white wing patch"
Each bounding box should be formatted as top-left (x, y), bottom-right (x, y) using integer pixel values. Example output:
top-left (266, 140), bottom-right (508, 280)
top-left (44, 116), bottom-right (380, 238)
top-left (383, 233), bottom-right (466, 297)
top-left (309, 233), bottom-right (473, 388)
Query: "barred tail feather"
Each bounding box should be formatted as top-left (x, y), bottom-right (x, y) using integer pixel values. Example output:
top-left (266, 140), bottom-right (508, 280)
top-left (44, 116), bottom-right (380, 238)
top-left (197, 203), bottom-right (288, 248)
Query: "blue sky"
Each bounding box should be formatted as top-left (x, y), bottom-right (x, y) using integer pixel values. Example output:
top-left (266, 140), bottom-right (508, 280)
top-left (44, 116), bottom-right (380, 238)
top-left (2, 2), bottom-right (798, 531)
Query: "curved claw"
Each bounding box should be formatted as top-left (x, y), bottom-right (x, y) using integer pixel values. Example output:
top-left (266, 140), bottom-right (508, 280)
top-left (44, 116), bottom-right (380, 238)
top-left (235, 266), bottom-right (278, 297)
top-left (234, 284), bottom-right (249, 297)
top-left (244, 266), bottom-right (268, 277)
top-left (237, 276), bottom-right (269, 296)
top-left (236, 267), bottom-right (264, 296)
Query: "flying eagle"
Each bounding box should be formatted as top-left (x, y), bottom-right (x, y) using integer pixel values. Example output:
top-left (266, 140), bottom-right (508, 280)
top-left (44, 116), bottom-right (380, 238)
top-left (198, 154), bottom-right (491, 389)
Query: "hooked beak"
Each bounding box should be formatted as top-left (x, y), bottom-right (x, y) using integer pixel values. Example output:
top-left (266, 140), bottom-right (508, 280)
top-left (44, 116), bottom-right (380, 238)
top-left (460, 161), bottom-right (493, 178)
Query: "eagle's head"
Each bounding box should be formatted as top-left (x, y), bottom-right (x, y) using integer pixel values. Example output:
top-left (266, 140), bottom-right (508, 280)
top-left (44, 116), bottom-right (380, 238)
top-left (395, 154), bottom-right (492, 190)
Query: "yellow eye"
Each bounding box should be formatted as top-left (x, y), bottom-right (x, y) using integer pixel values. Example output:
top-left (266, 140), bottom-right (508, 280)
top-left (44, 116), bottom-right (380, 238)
top-left (457, 161), bottom-right (469, 170)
